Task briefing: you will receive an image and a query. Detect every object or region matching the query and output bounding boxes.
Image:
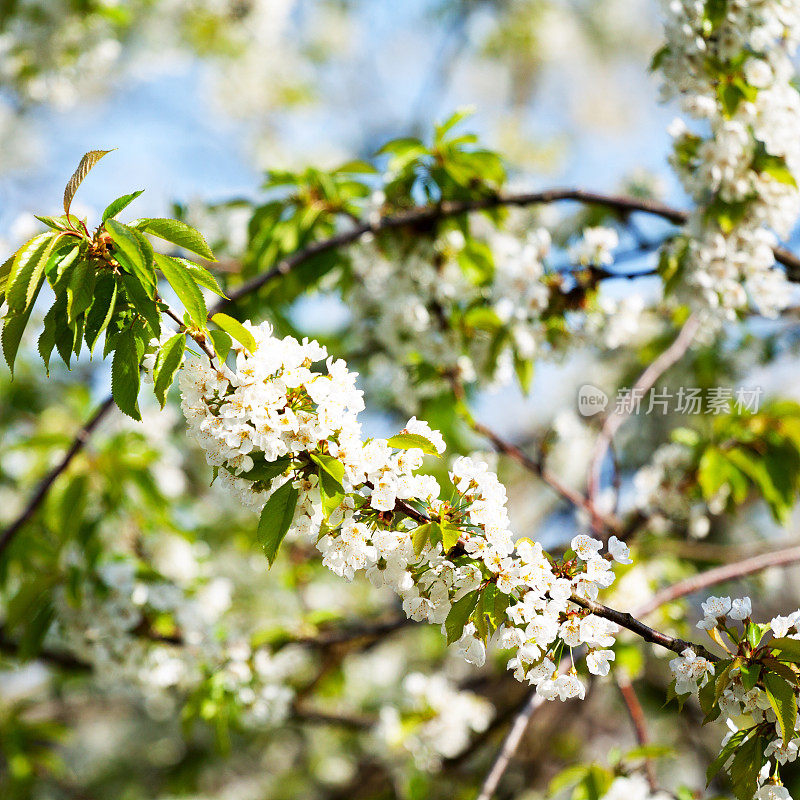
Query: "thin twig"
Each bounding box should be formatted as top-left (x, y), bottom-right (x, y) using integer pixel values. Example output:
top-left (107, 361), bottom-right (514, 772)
top-left (0, 396), bottom-right (115, 558)
top-left (470, 419), bottom-right (626, 537)
top-left (636, 544), bottom-right (800, 618)
top-left (572, 596), bottom-right (718, 661)
top-left (617, 675), bottom-right (658, 791)
top-left (586, 313), bottom-right (702, 527)
top-left (474, 659), bottom-right (570, 800)
top-left (291, 704), bottom-right (375, 729)
top-left (219, 188), bottom-right (693, 309)
top-left (472, 544), bottom-right (800, 799)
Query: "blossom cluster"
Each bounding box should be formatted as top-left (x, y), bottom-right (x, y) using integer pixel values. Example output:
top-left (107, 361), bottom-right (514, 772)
top-left (671, 595), bottom-right (800, 800)
top-left (345, 221), bottom-right (630, 409)
top-left (633, 441), bottom-right (712, 538)
top-left (179, 322), bottom-right (626, 697)
top-left (601, 774), bottom-right (672, 800)
top-left (373, 672), bottom-right (494, 770)
top-left (657, 0), bottom-right (800, 317)
top-left (49, 549), bottom-right (301, 729)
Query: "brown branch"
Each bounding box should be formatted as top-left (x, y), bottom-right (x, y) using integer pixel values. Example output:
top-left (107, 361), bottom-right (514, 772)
top-left (0, 631), bottom-right (91, 672)
top-left (285, 615), bottom-right (411, 648)
top-left (219, 188), bottom-right (692, 308)
top-left (470, 419), bottom-right (626, 538)
top-left (635, 543), bottom-right (800, 618)
top-left (471, 545), bottom-right (800, 798)
top-left (474, 658), bottom-right (569, 800)
top-left (617, 675), bottom-right (658, 791)
top-left (290, 703), bottom-right (375, 729)
top-left (2, 183), bottom-right (797, 561)
top-left (572, 595), bottom-right (718, 661)
top-left (586, 313), bottom-right (702, 529)
top-left (0, 396), bottom-right (115, 558)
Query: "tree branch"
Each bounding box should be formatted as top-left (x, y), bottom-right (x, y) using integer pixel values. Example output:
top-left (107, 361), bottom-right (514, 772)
top-left (471, 543), bottom-right (800, 798)
top-left (469, 419), bottom-right (627, 538)
top-left (474, 660), bottom-right (568, 800)
top-left (617, 675), bottom-right (658, 791)
top-left (635, 543), bottom-right (800, 618)
top-left (572, 595), bottom-right (718, 661)
top-left (3, 184), bottom-right (797, 559)
top-left (586, 313), bottom-right (702, 528)
top-left (0, 395), bottom-right (116, 558)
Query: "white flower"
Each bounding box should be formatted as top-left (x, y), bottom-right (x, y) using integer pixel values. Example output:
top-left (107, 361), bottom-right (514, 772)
top-left (402, 417), bottom-right (446, 454)
top-left (571, 535), bottom-right (603, 561)
top-left (669, 647), bottom-right (714, 694)
top-left (569, 227), bottom-right (618, 267)
top-left (771, 614), bottom-right (798, 639)
top-left (607, 535), bottom-right (632, 565)
top-left (554, 672), bottom-right (586, 701)
top-left (696, 596), bottom-right (732, 630)
top-left (756, 785), bottom-right (792, 800)
top-left (179, 323), bottom-right (624, 697)
top-left (729, 596), bottom-right (752, 621)
top-left (586, 649), bottom-right (615, 677)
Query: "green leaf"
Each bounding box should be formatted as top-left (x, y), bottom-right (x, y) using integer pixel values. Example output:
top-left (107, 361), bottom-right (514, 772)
top-left (66, 259), bottom-right (97, 324)
top-left (308, 452), bottom-right (345, 484)
top-left (317, 464), bottom-right (344, 519)
top-left (759, 156), bottom-right (797, 187)
top-left (441, 524), bottom-right (460, 552)
top-left (445, 589), bottom-right (480, 644)
top-left (210, 312), bottom-right (256, 353)
top-left (111, 328), bottom-right (142, 420)
top-left (412, 522), bottom-right (435, 557)
top-left (514, 353), bottom-right (533, 394)
top-left (746, 622), bottom-right (768, 650)
top-left (763, 671), bottom-right (797, 744)
top-left (435, 106), bottom-right (475, 141)
top-left (63, 149), bottom-right (114, 217)
top-left (0, 253), bottom-right (13, 303)
top-left (739, 662), bottom-right (762, 692)
top-left (54, 302), bottom-right (77, 368)
top-left (725, 446), bottom-right (788, 523)
top-left (549, 765), bottom-right (591, 795)
top-left (3, 303), bottom-right (38, 376)
top-left (34, 214), bottom-right (72, 231)
top-left (209, 329), bottom-right (232, 362)
top-left (706, 728), bottom-right (748, 785)
top-left (120, 273), bottom-right (160, 337)
top-left (761, 657), bottom-right (797, 684)
top-left (649, 44), bottom-right (669, 72)
top-left (698, 668), bottom-right (720, 721)
top-left (258, 480), bottom-right (299, 566)
top-left (38, 302), bottom-right (60, 374)
top-left (386, 432), bottom-right (440, 456)
top-left (84, 273), bottom-right (118, 354)
top-left (6, 233), bottom-right (59, 313)
top-left (719, 81), bottom-right (745, 118)
top-left (105, 219), bottom-right (156, 294)
top-left (770, 637), bottom-right (800, 658)
top-left (181, 259), bottom-right (227, 297)
top-left (728, 734), bottom-right (765, 800)
top-left (457, 240), bottom-right (495, 286)
top-left (102, 190), bottom-right (144, 222)
top-left (141, 218), bottom-right (216, 261)
top-left (238, 454), bottom-right (292, 483)
top-left (154, 253), bottom-right (207, 328)
top-left (376, 136), bottom-right (424, 157)
top-left (153, 333), bottom-right (186, 408)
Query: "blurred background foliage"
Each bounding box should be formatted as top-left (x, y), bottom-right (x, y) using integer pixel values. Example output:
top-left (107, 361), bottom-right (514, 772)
top-left (3, 2), bottom-right (800, 799)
